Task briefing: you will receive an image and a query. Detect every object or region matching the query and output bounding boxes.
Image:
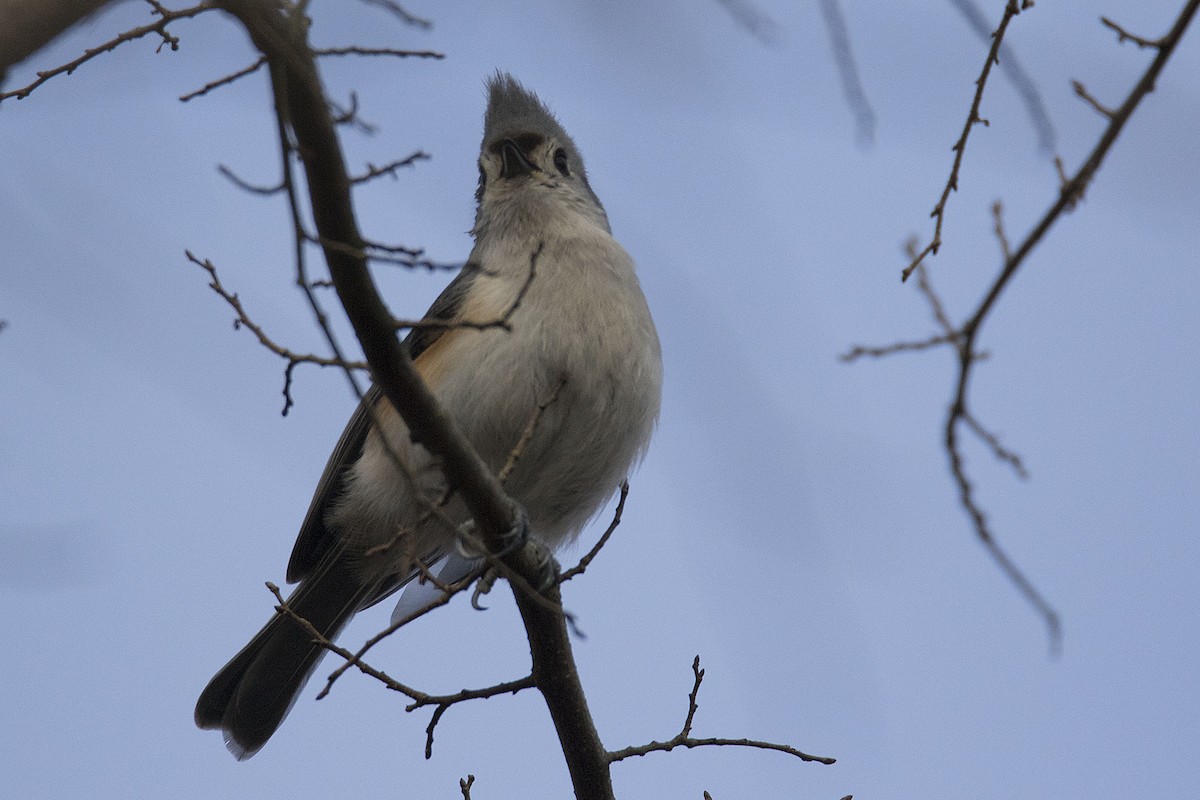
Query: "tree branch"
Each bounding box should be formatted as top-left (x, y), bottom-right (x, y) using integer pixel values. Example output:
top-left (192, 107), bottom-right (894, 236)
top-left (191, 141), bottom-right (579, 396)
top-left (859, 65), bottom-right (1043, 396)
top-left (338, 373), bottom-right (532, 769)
top-left (902, 0), bottom-right (1028, 282)
top-left (945, 2), bottom-right (1200, 649)
top-left (852, 2), bottom-right (1199, 651)
top-left (214, 2), bottom-right (615, 795)
top-left (0, 1), bottom-right (215, 102)
top-left (606, 657), bottom-right (835, 766)
top-left (186, 250), bottom-right (368, 414)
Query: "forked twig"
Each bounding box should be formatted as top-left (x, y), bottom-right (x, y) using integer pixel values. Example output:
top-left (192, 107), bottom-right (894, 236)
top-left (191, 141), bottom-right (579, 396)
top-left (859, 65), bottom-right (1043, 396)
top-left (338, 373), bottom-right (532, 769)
top-left (606, 657), bottom-right (835, 766)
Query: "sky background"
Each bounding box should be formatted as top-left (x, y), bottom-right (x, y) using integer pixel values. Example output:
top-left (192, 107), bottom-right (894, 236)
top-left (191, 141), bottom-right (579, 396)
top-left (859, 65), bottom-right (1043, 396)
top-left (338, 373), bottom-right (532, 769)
top-left (3, 1), bottom-right (1198, 798)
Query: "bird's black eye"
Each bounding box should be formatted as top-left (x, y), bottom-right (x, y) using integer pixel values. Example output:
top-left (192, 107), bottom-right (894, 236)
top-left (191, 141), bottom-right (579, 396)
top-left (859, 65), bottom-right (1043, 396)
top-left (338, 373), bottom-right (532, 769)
top-left (553, 147), bottom-right (570, 176)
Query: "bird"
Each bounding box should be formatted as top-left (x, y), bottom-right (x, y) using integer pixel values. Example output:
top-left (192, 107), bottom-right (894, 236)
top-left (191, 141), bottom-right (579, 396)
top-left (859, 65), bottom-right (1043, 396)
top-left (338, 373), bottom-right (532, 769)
top-left (195, 72), bottom-right (662, 759)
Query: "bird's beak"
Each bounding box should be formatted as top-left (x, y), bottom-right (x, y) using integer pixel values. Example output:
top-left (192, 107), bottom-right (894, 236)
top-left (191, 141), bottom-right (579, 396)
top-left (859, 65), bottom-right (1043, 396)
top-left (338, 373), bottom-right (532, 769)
top-left (500, 138), bottom-right (536, 178)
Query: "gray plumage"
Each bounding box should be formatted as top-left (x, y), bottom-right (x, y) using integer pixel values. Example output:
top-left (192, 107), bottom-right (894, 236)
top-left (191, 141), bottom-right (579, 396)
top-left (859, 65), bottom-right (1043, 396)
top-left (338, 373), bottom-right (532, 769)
top-left (195, 72), bottom-right (662, 759)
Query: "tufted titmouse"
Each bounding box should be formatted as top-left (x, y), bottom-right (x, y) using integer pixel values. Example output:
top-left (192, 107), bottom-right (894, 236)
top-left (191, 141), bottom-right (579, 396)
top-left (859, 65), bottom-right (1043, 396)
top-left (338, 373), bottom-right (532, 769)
top-left (195, 73), bottom-right (662, 759)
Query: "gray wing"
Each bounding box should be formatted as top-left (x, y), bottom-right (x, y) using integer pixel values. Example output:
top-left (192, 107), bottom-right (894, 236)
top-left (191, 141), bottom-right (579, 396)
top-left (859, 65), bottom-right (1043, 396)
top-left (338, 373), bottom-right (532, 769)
top-left (284, 264), bottom-right (481, 584)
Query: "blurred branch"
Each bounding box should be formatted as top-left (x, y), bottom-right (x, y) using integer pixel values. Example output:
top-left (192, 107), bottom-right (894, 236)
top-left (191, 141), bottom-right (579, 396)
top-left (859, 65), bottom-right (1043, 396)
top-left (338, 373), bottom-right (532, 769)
top-left (309, 233), bottom-right (461, 271)
top-left (944, 2), bottom-right (1199, 651)
top-left (1101, 15), bottom-right (1167, 48)
top-left (817, 0), bottom-right (876, 146)
top-left (313, 45), bottom-right (443, 59)
top-left (357, 0), bottom-right (432, 29)
top-left (902, 0), bottom-right (1028, 282)
top-left (715, 0), bottom-right (781, 46)
top-left (0, 0), bottom-right (113, 73)
top-left (1072, 79), bottom-right (1116, 119)
top-left (855, 1), bottom-right (1200, 650)
top-left (606, 657), bottom-right (835, 766)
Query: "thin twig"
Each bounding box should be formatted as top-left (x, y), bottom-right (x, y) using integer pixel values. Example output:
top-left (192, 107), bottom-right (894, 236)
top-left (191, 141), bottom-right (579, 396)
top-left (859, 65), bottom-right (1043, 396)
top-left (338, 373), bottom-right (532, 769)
top-left (275, 575), bottom-right (536, 763)
top-left (902, 0), bottom-right (1027, 282)
top-left (1072, 80), bottom-right (1116, 119)
top-left (498, 378), bottom-right (567, 483)
top-left (267, 582), bottom-right (424, 697)
top-left (0, 2), bottom-right (215, 103)
top-left (950, 0), bottom-right (1057, 153)
top-left (186, 250), bottom-right (367, 413)
top-left (316, 565), bottom-right (474, 698)
top-left (840, 332), bottom-right (962, 361)
top-left (1101, 16), bottom-right (1167, 48)
top-left (313, 45), bottom-right (443, 59)
top-left (606, 657), bottom-right (835, 766)
top-left (560, 482), bottom-right (629, 582)
top-left (943, 2), bottom-right (1200, 650)
top-left (817, 0), bottom-right (876, 145)
top-left (413, 676), bottom-right (537, 758)
top-left (350, 152), bottom-right (430, 184)
top-left (357, 0), bottom-right (434, 29)
top-left (217, 163), bottom-right (284, 194)
top-left (180, 56), bottom-right (267, 101)
top-left (715, 0), bottom-right (781, 46)
top-left (309, 233), bottom-right (462, 271)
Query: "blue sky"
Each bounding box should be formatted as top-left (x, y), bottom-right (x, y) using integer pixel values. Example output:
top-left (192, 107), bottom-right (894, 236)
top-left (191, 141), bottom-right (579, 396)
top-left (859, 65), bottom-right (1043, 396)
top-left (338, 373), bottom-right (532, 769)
top-left (3, 1), bottom-right (1198, 798)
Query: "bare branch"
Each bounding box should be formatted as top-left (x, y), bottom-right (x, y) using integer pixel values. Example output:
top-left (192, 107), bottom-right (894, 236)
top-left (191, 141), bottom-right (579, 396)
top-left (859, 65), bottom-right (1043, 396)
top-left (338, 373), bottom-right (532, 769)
top-left (498, 377), bottom-right (567, 483)
top-left (950, 0), bottom-right (1057, 153)
top-left (902, 0), bottom-right (1027, 282)
top-left (858, 3), bottom-right (1198, 646)
top-left (715, 0), bottom-right (781, 46)
top-left (817, 0), bottom-right (876, 146)
top-left (560, 482), bottom-right (629, 582)
top-left (1101, 16), bottom-right (1167, 49)
top-left (841, 240), bottom-right (973, 363)
top-left (350, 151), bottom-right (430, 184)
top-left (357, 0), bottom-right (434, 29)
top-left (313, 45), bottom-right (443, 60)
top-left (308, 234), bottom-right (461, 271)
top-left (267, 581), bottom-right (426, 698)
top-left (940, 2), bottom-right (1200, 649)
top-left (411, 675), bottom-right (537, 758)
top-left (0, 2), bottom-right (215, 103)
top-left (212, 8), bottom-right (610, 791)
top-left (180, 56), bottom-right (266, 101)
top-left (840, 332), bottom-right (962, 361)
top-left (217, 163), bottom-right (285, 194)
top-left (606, 657), bottom-right (836, 766)
top-left (186, 250), bottom-right (367, 414)
top-left (963, 411), bottom-right (1027, 479)
top-left (1072, 80), bottom-right (1116, 119)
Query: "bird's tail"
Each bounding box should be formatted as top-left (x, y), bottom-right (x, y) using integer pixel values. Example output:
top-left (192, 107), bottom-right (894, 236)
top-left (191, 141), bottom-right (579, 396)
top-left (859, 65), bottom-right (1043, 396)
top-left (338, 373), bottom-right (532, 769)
top-left (195, 557), bottom-right (370, 759)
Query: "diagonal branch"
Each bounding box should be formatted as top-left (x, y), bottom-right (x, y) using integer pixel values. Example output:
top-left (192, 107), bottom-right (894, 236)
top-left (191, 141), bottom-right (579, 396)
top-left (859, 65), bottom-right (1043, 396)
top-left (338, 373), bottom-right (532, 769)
top-left (560, 482), bottom-right (629, 582)
top-left (944, 1), bottom-right (1200, 650)
top-left (214, 2), bottom-right (614, 795)
top-left (0, 1), bottom-right (216, 102)
top-left (186, 250), bottom-right (367, 414)
top-left (902, 0), bottom-right (1028, 282)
